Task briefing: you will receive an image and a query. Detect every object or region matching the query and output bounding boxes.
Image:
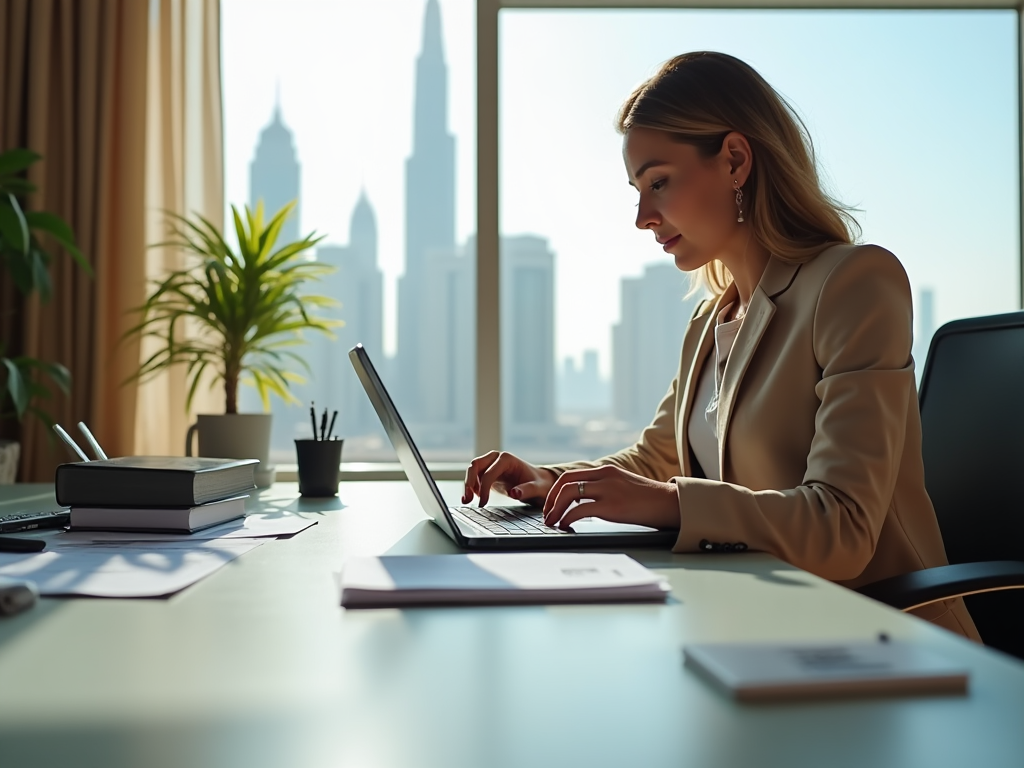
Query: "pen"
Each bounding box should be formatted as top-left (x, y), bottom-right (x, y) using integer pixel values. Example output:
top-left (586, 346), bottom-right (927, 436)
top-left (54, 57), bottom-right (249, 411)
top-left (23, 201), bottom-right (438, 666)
top-left (326, 410), bottom-right (338, 441)
top-left (77, 421), bottom-right (108, 460)
top-left (0, 537), bottom-right (46, 553)
top-left (53, 424), bottom-right (90, 462)
top-left (319, 408), bottom-right (328, 441)
top-left (310, 402), bottom-right (319, 441)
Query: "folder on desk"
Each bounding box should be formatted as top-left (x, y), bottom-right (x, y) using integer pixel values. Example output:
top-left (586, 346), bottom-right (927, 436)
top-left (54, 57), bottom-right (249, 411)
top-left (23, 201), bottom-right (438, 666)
top-left (340, 552), bottom-right (670, 608)
top-left (684, 640), bottom-right (969, 701)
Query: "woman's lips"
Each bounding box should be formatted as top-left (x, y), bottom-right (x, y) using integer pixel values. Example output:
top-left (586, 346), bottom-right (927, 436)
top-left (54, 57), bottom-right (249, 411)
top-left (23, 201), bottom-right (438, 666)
top-left (662, 235), bottom-right (681, 251)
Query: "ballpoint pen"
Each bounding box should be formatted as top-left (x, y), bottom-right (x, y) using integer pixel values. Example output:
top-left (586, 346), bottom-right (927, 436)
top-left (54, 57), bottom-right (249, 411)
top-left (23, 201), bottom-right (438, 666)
top-left (53, 424), bottom-right (90, 462)
top-left (319, 408), bottom-right (328, 441)
top-left (326, 410), bottom-right (338, 441)
top-left (310, 402), bottom-right (319, 441)
top-left (77, 421), bottom-right (108, 460)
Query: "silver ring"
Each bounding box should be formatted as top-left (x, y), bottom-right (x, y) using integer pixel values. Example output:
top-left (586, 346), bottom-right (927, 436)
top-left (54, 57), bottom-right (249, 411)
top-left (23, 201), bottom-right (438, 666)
top-left (577, 481), bottom-right (586, 500)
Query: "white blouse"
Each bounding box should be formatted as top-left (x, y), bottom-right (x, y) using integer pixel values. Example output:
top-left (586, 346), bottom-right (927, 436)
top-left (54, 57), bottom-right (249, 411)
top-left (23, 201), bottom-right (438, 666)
top-left (687, 302), bottom-right (744, 481)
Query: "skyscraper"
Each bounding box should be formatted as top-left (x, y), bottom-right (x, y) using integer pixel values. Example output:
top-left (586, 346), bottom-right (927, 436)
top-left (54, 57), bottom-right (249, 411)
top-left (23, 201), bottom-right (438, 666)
top-left (243, 98), bottom-right (304, 457)
top-left (558, 350), bottom-right (610, 415)
top-left (612, 263), bottom-right (698, 429)
top-left (913, 287), bottom-right (936, 378)
top-left (308, 191), bottom-right (384, 442)
top-left (249, 96), bottom-right (300, 243)
top-left (501, 235), bottom-right (557, 444)
top-left (396, 0), bottom-right (457, 421)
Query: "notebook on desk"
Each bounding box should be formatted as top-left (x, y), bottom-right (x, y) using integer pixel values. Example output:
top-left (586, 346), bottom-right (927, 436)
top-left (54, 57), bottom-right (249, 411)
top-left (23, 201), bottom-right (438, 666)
top-left (348, 344), bottom-right (678, 550)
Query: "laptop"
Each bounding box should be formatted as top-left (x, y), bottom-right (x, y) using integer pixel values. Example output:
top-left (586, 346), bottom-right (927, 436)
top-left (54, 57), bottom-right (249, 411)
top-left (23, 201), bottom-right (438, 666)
top-left (349, 344), bottom-right (678, 550)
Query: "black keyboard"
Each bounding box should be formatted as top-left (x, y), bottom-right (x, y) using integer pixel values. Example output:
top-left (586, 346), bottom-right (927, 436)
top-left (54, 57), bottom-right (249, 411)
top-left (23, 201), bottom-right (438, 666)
top-left (452, 505), bottom-right (571, 536)
top-left (0, 509), bottom-right (70, 533)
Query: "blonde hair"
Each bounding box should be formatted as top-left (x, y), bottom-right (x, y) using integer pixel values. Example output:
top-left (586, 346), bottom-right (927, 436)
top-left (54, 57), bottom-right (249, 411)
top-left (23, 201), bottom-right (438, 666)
top-left (617, 51), bottom-right (859, 297)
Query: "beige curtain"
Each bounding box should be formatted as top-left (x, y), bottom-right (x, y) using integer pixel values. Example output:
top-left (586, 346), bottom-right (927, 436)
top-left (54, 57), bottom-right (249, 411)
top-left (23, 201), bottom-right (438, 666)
top-left (0, 0), bottom-right (223, 480)
top-left (0, 0), bottom-right (148, 481)
top-left (134, 0), bottom-right (223, 456)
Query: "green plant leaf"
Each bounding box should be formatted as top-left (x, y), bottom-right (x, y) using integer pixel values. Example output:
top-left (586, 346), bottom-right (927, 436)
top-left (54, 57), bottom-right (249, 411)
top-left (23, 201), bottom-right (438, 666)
top-left (0, 177), bottom-right (36, 195)
top-left (24, 211), bottom-right (91, 275)
top-left (29, 247), bottom-right (52, 303)
top-left (1, 357), bottom-right (28, 419)
top-left (0, 149), bottom-right (40, 177)
top-left (0, 192), bottom-right (29, 255)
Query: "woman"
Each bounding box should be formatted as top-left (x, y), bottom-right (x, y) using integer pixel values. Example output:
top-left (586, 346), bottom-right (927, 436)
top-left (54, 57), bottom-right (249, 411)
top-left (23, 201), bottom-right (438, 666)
top-left (462, 52), bottom-right (979, 641)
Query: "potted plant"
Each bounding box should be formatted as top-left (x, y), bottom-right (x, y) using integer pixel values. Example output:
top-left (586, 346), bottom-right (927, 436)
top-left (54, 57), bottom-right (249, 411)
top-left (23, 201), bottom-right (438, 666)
top-left (0, 148), bottom-right (90, 483)
top-left (126, 201), bottom-right (338, 487)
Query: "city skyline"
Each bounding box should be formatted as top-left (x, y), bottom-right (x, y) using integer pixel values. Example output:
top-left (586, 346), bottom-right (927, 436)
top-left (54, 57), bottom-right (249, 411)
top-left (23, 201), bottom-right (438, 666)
top-left (224, 1), bottom-right (1016, 460)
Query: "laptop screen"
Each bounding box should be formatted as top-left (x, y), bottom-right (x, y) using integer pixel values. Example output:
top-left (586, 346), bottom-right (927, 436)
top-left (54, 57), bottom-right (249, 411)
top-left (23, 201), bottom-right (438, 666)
top-left (348, 345), bottom-right (462, 540)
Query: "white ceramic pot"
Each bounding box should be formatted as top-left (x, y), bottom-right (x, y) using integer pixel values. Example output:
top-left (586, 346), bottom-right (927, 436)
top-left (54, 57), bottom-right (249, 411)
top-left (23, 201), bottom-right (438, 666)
top-left (185, 414), bottom-right (275, 487)
top-left (0, 439), bottom-right (20, 484)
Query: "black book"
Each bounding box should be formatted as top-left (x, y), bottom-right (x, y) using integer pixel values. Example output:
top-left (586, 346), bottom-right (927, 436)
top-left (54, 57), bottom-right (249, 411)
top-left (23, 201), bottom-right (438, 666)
top-left (55, 456), bottom-right (258, 508)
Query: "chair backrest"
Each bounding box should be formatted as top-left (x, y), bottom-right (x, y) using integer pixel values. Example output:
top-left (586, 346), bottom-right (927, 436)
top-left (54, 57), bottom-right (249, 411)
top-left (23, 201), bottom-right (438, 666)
top-left (918, 310), bottom-right (1024, 656)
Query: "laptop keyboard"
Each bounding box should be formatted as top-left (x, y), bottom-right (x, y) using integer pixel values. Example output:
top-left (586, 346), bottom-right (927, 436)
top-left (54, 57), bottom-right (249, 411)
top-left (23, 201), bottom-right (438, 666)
top-left (0, 509), bottom-right (70, 533)
top-left (452, 505), bottom-right (571, 536)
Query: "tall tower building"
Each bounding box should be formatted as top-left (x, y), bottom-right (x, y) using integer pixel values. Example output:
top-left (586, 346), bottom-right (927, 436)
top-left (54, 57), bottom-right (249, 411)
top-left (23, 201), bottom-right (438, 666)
top-left (249, 96), bottom-right (300, 243)
top-left (309, 190), bottom-right (385, 440)
top-left (612, 263), bottom-right (699, 429)
top-left (396, 0), bottom-right (457, 420)
top-left (242, 98), bottom-right (304, 458)
top-left (913, 287), bottom-right (936, 378)
top-left (501, 235), bottom-right (556, 444)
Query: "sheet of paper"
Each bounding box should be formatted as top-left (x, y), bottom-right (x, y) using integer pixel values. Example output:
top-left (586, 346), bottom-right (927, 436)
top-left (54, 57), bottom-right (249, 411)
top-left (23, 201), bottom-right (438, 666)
top-left (57, 512), bottom-right (318, 542)
top-left (0, 539), bottom-right (264, 597)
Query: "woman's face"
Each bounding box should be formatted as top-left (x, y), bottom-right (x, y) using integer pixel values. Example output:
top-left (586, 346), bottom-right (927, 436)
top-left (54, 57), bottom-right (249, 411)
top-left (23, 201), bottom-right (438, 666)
top-left (623, 126), bottom-right (743, 273)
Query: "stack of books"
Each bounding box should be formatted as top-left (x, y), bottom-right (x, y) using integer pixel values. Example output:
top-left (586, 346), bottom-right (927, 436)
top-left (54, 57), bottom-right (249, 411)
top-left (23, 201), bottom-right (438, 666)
top-left (55, 457), bottom-right (258, 533)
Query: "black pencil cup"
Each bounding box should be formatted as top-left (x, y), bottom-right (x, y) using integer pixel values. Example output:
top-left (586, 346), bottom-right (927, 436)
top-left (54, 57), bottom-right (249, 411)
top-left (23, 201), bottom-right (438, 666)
top-left (295, 439), bottom-right (343, 497)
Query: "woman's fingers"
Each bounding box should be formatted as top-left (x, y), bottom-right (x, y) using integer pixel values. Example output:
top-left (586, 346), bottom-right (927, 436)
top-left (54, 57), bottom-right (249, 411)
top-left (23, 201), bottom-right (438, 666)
top-left (542, 467), bottom-right (608, 516)
top-left (462, 451), bottom-right (500, 504)
top-left (477, 452), bottom-right (520, 507)
top-left (509, 480), bottom-right (546, 504)
top-left (543, 470), bottom-right (605, 527)
top-left (556, 499), bottom-right (610, 530)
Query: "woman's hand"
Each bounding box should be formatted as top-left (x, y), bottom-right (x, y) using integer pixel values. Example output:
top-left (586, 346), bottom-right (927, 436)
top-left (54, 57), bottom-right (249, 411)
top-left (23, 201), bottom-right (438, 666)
top-left (462, 451), bottom-right (557, 506)
top-left (542, 465), bottom-right (680, 530)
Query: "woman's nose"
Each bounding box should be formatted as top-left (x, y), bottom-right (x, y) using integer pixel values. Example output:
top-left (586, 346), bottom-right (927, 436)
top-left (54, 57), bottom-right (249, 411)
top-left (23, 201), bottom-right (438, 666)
top-left (635, 200), bottom-right (660, 231)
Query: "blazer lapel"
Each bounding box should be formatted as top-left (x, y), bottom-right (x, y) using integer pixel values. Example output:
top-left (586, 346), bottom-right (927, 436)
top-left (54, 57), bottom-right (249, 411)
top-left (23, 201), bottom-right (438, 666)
top-left (715, 257), bottom-right (801, 476)
top-left (678, 287), bottom-right (734, 477)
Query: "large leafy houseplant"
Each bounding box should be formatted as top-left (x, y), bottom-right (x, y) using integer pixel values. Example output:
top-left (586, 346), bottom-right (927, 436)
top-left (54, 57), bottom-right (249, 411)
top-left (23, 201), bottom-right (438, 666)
top-left (127, 202), bottom-right (338, 414)
top-left (0, 148), bottom-right (91, 426)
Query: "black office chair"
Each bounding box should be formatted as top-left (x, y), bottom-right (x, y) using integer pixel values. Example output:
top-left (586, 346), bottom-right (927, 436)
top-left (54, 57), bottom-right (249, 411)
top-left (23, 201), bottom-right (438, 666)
top-left (856, 311), bottom-right (1024, 659)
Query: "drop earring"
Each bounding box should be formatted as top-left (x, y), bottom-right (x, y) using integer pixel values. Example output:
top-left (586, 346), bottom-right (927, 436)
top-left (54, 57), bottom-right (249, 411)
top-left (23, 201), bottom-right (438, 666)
top-left (734, 180), bottom-right (745, 223)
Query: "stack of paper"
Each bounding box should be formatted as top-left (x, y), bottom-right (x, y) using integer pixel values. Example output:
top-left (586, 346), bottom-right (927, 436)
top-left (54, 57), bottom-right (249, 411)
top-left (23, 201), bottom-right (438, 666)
top-left (340, 552), bottom-right (670, 608)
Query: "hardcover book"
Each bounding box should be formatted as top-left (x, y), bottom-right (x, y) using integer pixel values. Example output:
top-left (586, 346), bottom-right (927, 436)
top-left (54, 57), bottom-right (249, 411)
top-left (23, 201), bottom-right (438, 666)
top-left (55, 456), bottom-right (257, 508)
top-left (69, 495), bottom-right (248, 534)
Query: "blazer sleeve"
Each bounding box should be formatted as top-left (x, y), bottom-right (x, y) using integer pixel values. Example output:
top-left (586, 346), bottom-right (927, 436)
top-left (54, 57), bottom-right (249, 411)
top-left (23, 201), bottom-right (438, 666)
top-left (673, 246), bottom-right (916, 582)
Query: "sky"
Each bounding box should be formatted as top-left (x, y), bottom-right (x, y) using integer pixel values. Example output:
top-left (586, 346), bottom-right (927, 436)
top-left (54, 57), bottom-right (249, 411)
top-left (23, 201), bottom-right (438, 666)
top-left (223, 2), bottom-right (1019, 377)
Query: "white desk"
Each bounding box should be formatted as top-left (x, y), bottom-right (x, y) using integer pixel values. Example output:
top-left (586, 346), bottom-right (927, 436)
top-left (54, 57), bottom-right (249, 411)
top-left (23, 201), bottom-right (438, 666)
top-left (0, 481), bottom-right (1022, 768)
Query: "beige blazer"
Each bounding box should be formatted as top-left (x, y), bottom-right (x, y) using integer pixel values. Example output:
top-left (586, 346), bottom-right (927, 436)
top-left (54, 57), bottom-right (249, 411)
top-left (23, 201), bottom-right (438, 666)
top-left (548, 244), bottom-right (980, 641)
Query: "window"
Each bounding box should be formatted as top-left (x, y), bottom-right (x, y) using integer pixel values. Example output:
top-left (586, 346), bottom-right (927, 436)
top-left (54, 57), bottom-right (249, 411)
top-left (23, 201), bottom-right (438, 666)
top-left (223, 2), bottom-right (1020, 470)
top-left (222, 0), bottom-right (476, 465)
top-left (498, 7), bottom-right (1019, 464)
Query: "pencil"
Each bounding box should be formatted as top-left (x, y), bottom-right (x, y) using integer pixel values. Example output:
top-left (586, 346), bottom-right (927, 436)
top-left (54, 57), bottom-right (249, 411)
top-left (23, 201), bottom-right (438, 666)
top-left (326, 410), bottom-right (338, 440)
top-left (310, 403), bottom-right (319, 440)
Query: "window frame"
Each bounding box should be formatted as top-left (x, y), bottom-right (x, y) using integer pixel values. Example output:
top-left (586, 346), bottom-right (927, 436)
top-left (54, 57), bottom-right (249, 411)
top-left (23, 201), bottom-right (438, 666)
top-left (475, 0), bottom-right (1024, 455)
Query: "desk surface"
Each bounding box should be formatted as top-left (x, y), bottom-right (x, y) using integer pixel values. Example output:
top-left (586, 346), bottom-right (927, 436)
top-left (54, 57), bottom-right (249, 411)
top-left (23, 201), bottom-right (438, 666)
top-left (0, 481), bottom-right (1021, 768)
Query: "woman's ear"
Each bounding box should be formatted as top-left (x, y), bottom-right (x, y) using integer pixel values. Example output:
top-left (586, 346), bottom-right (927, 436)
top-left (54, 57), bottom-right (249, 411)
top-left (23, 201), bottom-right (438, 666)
top-left (720, 131), bottom-right (754, 186)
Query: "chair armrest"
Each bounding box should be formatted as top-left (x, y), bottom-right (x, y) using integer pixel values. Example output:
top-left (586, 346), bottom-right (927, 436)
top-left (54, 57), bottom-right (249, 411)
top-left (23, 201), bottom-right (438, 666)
top-left (855, 561), bottom-right (1024, 611)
